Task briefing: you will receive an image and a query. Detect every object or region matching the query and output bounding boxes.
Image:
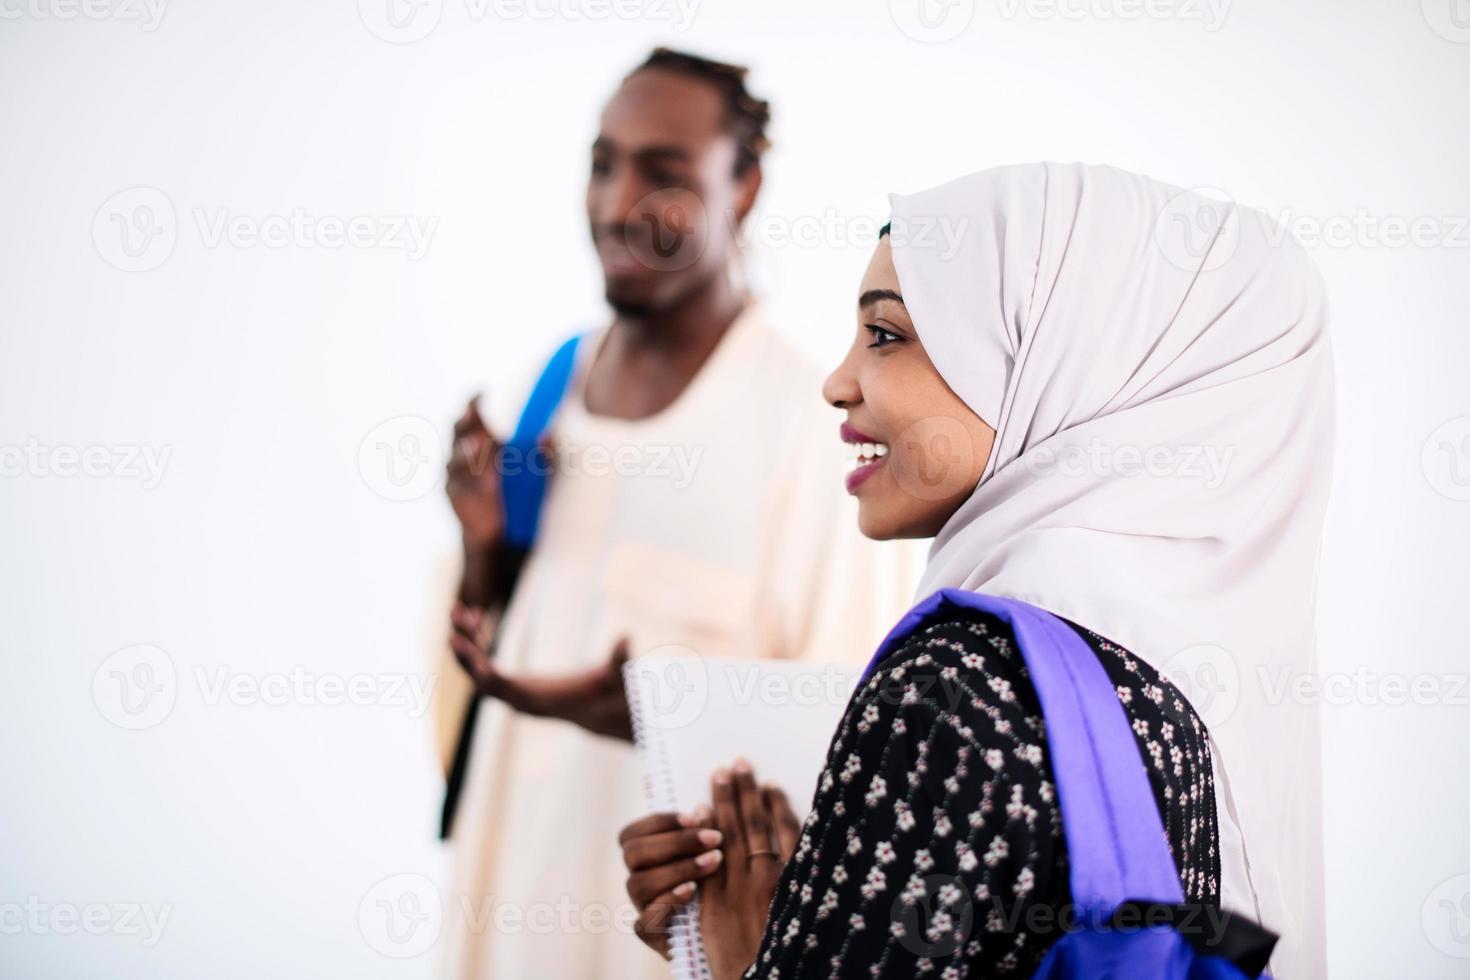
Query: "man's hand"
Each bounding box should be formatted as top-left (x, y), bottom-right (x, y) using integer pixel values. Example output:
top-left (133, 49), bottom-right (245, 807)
top-left (446, 396), bottom-right (505, 551)
top-left (619, 809), bottom-right (725, 959)
top-left (699, 760), bottom-right (801, 980)
top-left (448, 603), bottom-right (635, 741)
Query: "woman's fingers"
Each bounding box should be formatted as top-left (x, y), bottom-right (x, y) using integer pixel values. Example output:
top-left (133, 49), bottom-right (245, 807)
top-left (764, 783), bottom-right (801, 861)
top-left (623, 827), bottom-right (723, 872)
top-left (626, 850), bottom-right (723, 907)
top-left (710, 767), bottom-right (745, 865)
top-left (634, 881), bottom-right (696, 959)
top-left (618, 812), bottom-right (681, 847)
top-left (731, 759), bottom-right (775, 860)
top-left (620, 812), bottom-right (720, 927)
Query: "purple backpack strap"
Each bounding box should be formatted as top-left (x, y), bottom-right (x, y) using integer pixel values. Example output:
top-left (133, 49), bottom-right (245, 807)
top-left (862, 588), bottom-right (1185, 914)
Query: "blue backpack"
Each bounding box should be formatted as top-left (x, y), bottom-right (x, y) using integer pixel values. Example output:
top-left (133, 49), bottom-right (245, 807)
top-left (500, 332), bottom-right (585, 549)
top-left (440, 331), bottom-right (585, 839)
top-left (865, 590), bottom-right (1279, 979)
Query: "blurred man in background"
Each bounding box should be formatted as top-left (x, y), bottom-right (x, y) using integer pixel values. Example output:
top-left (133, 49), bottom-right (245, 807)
top-left (431, 49), bottom-right (909, 978)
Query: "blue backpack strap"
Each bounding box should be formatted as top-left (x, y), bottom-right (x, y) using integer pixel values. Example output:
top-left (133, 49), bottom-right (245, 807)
top-left (864, 589), bottom-right (1185, 914)
top-left (501, 332), bottom-right (584, 549)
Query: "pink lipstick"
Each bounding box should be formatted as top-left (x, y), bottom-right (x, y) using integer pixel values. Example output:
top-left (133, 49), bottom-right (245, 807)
top-left (840, 422), bottom-right (889, 494)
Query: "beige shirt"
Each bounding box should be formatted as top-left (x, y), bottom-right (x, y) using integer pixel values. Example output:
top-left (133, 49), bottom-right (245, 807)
top-left (436, 307), bottom-right (912, 979)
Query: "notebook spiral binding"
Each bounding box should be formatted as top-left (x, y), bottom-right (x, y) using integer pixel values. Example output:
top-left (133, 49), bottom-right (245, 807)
top-left (623, 661), bottom-right (714, 980)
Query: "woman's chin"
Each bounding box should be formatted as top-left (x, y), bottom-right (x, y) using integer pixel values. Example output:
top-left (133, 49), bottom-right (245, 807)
top-left (857, 494), bottom-right (961, 542)
top-left (857, 501), bottom-right (912, 541)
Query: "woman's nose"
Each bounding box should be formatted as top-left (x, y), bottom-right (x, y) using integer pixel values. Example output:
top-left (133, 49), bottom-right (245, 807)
top-left (822, 354), bottom-right (861, 409)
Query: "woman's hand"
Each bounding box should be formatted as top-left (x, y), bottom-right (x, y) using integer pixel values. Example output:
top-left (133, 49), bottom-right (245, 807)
top-left (619, 809), bottom-right (725, 959)
top-left (700, 760), bottom-right (802, 980)
top-left (449, 605), bottom-right (635, 741)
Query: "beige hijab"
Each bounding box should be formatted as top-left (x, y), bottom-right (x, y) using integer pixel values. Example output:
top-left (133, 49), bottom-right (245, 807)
top-left (889, 162), bottom-right (1334, 977)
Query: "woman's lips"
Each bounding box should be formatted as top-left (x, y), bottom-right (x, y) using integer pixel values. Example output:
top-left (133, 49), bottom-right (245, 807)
top-left (840, 421), bottom-right (889, 494)
top-left (845, 455), bottom-right (885, 494)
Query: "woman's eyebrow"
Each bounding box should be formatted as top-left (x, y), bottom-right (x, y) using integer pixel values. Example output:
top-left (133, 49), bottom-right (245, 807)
top-left (858, 288), bottom-right (905, 308)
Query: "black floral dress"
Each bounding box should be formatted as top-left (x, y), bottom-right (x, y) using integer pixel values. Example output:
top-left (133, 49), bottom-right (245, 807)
top-left (742, 607), bottom-right (1220, 978)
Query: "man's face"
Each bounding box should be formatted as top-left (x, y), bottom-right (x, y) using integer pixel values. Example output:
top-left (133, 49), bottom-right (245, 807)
top-left (587, 69), bottom-right (755, 317)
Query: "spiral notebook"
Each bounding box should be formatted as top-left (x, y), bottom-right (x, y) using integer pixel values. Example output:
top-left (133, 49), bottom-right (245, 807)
top-left (623, 652), bottom-right (860, 980)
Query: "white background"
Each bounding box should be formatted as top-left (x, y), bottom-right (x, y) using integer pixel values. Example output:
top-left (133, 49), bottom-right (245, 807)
top-left (2, 0), bottom-right (1468, 977)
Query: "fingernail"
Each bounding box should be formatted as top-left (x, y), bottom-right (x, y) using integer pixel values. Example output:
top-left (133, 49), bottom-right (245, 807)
top-left (676, 812), bottom-right (700, 828)
top-left (673, 882), bottom-right (695, 900)
top-left (695, 850), bottom-right (723, 869)
top-left (732, 757), bottom-right (752, 775)
top-left (693, 804), bottom-right (713, 822)
top-left (697, 829), bottom-right (722, 848)
top-left (712, 768), bottom-right (730, 786)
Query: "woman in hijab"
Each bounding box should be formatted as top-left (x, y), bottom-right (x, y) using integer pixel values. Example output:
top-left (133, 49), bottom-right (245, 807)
top-left (619, 162), bottom-right (1333, 978)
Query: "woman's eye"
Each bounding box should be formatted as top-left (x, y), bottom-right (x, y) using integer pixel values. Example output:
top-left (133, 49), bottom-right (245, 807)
top-left (865, 325), bottom-right (902, 348)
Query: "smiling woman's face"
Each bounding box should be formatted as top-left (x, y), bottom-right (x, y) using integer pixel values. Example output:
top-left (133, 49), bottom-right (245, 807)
top-left (822, 237), bottom-right (997, 540)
